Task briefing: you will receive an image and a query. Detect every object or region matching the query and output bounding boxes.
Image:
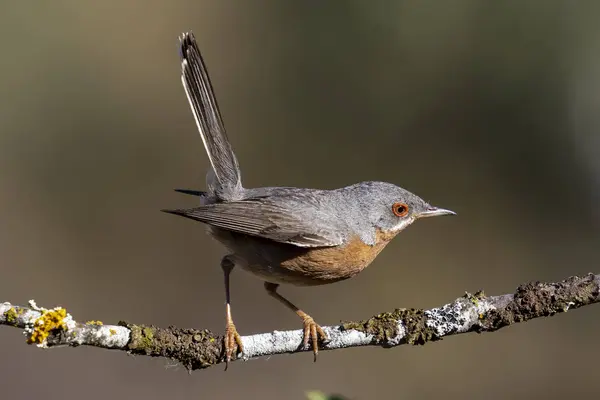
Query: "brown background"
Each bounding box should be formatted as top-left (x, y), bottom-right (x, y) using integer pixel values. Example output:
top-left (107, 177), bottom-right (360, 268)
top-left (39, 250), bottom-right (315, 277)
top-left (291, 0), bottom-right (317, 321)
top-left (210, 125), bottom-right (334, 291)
top-left (1, 1), bottom-right (599, 399)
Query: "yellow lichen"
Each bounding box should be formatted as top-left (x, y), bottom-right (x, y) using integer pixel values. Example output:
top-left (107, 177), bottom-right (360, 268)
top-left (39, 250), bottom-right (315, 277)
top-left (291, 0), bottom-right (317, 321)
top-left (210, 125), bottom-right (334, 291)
top-left (85, 320), bottom-right (103, 326)
top-left (27, 307), bottom-right (68, 345)
top-left (4, 307), bottom-right (18, 324)
top-left (109, 328), bottom-right (117, 336)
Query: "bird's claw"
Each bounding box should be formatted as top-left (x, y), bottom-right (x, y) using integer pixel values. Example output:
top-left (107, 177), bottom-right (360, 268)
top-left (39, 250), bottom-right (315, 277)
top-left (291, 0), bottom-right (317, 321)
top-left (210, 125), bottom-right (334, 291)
top-left (223, 322), bottom-right (243, 370)
top-left (301, 315), bottom-right (328, 362)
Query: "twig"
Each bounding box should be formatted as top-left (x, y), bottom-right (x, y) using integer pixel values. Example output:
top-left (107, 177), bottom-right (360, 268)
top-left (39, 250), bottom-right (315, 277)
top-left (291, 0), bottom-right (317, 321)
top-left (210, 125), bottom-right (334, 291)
top-left (1, 273), bottom-right (598, 371)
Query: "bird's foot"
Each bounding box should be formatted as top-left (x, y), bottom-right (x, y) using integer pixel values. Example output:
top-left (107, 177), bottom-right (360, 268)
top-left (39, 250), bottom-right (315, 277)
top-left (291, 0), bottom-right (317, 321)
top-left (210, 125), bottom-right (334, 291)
top-left (300, 314), bottom-right (328, 361)
top-left (223, 322), bottom-right (244, 370)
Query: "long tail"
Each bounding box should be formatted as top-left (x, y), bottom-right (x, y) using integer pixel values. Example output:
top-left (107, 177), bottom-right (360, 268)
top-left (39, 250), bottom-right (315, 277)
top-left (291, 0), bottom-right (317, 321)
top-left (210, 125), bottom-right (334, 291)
top-left (179, 32), bottom-right (242, 193)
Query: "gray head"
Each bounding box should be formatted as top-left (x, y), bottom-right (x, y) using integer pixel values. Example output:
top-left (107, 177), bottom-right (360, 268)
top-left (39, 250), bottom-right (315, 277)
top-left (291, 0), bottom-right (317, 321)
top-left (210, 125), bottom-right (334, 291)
top-left (341, 181), bottom-right (455, 238)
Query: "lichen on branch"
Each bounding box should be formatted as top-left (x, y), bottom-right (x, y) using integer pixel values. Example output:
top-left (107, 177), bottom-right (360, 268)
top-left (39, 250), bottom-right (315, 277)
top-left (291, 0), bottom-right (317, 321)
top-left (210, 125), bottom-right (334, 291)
top-left (1, 273), bottom-right (598, 371)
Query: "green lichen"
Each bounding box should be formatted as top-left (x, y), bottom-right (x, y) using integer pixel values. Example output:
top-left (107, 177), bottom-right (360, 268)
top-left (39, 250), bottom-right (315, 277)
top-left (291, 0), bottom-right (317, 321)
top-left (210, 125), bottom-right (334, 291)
top-left (142, 327), bottom-right (155, 347)
top-left (341, 308), bottom-right (439, 346)
top-left (464, 290), bottom-right (486, 306)
top-left (143, 326), bottom-right (154, 338)
top-left (477, 273), bottom-right (599, 332)
top-left (126, 325), bottom-right (157, 353)
top-left (474, 290), bottom-right (487, 299)
top-left (306, 391), bottom-right (348, 400)
top-left (119, 321), bottom-right (221, 370)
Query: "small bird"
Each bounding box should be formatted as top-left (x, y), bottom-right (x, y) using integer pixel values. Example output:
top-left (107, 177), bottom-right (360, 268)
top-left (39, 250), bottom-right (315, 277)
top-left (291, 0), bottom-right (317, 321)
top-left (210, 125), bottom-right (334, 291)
top-left (164, 32), bottom-right (455, 367)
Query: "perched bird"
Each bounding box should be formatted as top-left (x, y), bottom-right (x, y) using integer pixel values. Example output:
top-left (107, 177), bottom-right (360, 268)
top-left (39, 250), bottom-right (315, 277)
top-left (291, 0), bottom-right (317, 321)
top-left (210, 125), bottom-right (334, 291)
top-left (163, 32), bottom-right (455, 367)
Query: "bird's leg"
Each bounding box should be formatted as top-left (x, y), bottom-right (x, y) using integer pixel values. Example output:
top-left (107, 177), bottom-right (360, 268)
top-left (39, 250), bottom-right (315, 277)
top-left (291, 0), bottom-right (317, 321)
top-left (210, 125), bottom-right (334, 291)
top-left (222, 256), bottom-right (243, 369)
top-left (264, 282), bottom-right (327, 361)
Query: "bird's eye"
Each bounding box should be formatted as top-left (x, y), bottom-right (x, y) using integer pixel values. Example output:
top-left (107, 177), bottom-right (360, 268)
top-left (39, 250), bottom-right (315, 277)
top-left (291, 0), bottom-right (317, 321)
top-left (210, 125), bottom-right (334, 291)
top-left (392, 202), bottom-right (409, 217)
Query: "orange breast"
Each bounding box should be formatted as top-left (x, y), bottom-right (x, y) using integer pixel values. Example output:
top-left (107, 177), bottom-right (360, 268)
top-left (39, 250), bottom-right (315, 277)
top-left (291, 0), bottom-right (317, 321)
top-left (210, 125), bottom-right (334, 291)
top-left (210, 226), bottom-right (399, 286)
top-left (274, 229), bottom-right (399, 285)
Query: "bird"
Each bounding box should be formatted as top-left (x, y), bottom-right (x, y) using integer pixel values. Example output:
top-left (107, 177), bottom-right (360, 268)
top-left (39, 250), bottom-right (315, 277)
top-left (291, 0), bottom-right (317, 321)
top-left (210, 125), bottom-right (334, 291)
top-left (163, 32), bottom-right (455, 367)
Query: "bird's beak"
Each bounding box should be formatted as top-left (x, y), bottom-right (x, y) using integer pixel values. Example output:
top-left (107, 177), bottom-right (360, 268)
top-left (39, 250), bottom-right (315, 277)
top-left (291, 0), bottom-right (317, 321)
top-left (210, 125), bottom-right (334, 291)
top-left (417, 206), bottom-right (456, 219)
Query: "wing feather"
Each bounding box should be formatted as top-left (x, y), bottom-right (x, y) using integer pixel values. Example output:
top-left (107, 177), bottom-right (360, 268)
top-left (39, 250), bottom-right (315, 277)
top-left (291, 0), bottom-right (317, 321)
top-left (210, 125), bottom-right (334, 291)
top-left (162, 200), bottom-right (342, 248)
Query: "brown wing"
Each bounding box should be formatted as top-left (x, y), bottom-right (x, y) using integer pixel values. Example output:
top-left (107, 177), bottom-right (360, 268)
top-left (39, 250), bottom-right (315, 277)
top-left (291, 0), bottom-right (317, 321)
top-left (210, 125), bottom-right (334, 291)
top-left (162, 200), bottom-right (343, 248)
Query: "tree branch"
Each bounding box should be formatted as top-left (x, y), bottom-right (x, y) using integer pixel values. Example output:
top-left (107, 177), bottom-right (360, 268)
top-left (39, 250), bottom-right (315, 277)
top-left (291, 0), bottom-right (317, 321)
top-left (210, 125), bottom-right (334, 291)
top-left (2, 273), bottom-right (598, 370)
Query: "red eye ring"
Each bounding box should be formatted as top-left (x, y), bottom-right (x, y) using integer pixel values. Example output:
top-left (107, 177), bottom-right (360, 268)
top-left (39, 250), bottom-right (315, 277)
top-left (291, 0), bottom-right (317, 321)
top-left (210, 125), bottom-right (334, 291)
top-left (392, 202), bottom-right (409, 217)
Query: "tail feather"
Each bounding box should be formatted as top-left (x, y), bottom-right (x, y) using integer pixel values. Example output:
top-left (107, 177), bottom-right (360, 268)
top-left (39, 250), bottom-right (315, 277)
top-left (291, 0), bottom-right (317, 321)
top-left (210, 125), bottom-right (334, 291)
top-left (174, 188), bottom-right (206, 196)
top-left (179, 32), bottom-right (242, 193)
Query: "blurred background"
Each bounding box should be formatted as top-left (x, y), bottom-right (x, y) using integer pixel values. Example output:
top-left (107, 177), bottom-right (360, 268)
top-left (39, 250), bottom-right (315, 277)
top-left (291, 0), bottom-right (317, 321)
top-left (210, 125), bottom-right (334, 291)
top-left (1, 1), bottom-right (599, 399)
